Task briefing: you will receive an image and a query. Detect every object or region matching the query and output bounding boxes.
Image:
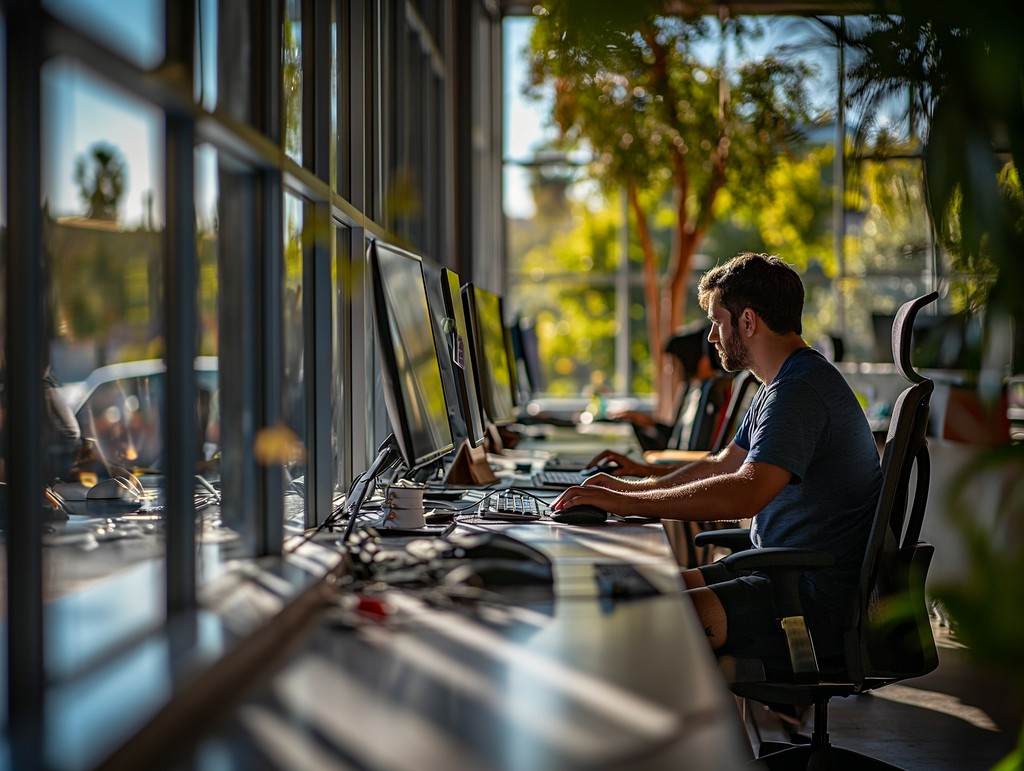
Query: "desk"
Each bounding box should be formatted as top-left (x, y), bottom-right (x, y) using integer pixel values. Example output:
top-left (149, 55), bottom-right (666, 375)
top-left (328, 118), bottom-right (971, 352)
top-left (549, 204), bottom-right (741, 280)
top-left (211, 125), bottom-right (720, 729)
top-left (192, 521), bottom-right (754, 770)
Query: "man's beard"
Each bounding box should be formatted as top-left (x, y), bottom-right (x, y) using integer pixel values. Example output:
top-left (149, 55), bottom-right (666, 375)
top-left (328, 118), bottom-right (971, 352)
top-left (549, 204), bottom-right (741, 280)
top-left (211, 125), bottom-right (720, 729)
top-left (716, 328), bottom-right (751, 372)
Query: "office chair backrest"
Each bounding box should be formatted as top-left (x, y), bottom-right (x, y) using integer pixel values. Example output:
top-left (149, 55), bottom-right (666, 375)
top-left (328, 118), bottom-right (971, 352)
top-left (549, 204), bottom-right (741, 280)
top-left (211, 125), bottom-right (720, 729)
top-left (848, 291), bottom-right (939, 682)
top-left (684, 375), bottom-right (732, 451)
top-left (710, 370), bottom-right (758, 454)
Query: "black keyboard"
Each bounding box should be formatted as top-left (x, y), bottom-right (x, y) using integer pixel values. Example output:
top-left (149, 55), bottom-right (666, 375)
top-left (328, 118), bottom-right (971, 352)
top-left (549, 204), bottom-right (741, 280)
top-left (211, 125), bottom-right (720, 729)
top-left (480, 491), bottom-right (544, 521)
top-left (531, 469), bottom-right (584, 488)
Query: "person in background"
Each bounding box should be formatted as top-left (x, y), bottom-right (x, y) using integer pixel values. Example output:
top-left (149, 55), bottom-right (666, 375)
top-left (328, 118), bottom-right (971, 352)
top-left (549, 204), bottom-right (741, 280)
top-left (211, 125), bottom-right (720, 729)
top-left (42, 364), bottom-right (82, 484)
top-left (608, 322), bottom-right (724, 453)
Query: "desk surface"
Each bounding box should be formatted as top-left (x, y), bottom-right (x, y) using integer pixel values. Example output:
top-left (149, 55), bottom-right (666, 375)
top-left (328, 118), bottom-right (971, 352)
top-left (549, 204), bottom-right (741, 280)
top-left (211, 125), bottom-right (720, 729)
top-left (193, 521), bottom-right (753, 770)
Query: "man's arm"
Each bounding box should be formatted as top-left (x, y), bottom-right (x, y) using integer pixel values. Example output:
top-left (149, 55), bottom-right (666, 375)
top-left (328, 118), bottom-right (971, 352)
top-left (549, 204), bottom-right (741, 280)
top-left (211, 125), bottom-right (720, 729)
top-left (584, 441), bottom-right (748, 492)
top-left (552, 458), bottom-right (791, 522)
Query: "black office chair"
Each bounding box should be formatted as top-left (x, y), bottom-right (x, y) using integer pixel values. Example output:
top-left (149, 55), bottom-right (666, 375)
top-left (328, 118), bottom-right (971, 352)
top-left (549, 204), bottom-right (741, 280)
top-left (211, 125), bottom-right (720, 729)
top-left (695, 291), bottom-right (940, 769)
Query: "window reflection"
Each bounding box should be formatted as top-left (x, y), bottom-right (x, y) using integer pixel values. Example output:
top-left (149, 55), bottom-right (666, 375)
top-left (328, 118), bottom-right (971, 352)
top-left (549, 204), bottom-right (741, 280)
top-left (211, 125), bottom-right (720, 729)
top-left (195, 0), bottom-right (219, 111)
top-left (44, 0), bottom-right (164, 71)
top-left (284, 0), bottom-right (303, 164)
top-left (332, 226), bottom-right (346, 494)
top-left (283, 194), bottom-right (306, 506)
top-left (40, 58), bottom-right (165, 641)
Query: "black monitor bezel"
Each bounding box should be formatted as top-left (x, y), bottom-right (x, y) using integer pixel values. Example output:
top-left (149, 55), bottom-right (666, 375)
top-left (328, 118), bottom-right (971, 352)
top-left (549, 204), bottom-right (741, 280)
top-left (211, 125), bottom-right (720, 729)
top-left (440, 268), bottom-right (488, 448)
top-left (368, 239), bottom-right (455, 470)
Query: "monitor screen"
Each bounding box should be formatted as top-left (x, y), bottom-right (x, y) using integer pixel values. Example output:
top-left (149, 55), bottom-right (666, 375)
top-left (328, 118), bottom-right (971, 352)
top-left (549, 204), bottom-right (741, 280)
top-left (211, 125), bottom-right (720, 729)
top-left (440, 268), bottom-right (488, 447)
top-left (463, 284), bottom-right (517, 426)
top-left (511, 315), bottom-right (544, 396)
top-left (368, 240), bottom-right (455, 469)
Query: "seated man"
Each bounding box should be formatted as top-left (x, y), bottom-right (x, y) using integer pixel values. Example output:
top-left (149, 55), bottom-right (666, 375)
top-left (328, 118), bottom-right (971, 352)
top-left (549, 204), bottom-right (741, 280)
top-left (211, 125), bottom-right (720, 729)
top-left (553, 252), bottom-right (882, 663)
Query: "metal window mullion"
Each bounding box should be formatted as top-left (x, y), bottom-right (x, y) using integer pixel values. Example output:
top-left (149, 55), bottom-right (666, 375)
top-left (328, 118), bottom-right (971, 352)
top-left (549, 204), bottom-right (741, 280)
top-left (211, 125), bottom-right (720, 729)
top-left (217, 167), bottom-right (260, 551)
top-left (5, 3), bottom-right (46, 766)
top-left (346, 0), bottom-right (366, 211)
top-left (258, 172), bottom-right (285, 556)
top-left (305, 201), bottom-right (332, 528)
top-left (164, 112), bottom-right (199, 611)
top-left (164, 0), bottom-right (198, 614)
top-left (255, 0), bottom-right (285, 556)
top-left (451, 4), bottom-right (473, 278)
top-left (300, 0), bottom-right (333, 528)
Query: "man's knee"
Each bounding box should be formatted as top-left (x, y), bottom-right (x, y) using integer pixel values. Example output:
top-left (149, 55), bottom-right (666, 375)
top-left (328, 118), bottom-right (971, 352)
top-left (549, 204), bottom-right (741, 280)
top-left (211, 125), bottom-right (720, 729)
top-left (681, 567), bottom-right (706, 590)
top-left (687, 586), bottom-right (728, 649)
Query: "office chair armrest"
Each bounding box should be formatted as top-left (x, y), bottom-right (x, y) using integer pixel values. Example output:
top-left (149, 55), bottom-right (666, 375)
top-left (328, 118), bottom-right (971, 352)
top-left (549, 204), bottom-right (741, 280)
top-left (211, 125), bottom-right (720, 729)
top-left (721, 547), bottom-right (835, 683)
top-left (720, 547), bottom-right (834, 574)
top-left (693, 527), bottom-right (752, 552)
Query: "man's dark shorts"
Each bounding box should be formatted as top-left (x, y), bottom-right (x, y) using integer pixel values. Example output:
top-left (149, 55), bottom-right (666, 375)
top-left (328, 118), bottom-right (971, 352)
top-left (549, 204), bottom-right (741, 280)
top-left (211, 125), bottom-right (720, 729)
top-left (698, 560), bottom-right (843, 667)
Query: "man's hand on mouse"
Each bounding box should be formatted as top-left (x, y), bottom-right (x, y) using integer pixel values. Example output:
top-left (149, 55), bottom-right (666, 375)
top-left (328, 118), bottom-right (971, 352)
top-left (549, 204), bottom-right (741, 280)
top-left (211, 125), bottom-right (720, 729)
top-left (552, 484), bottom-right (626, 514)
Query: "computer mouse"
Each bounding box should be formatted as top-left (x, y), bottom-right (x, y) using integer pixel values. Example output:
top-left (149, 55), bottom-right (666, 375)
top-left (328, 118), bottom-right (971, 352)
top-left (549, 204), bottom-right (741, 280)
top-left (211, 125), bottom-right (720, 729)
top-left (550, 505), bottom-right (609, 526)
top-left (445, 531), bottom-right (551, 564)
top-left (440, 559), bottom-right (553, 589)
top-left (581, 461), bottom-right (621, 477)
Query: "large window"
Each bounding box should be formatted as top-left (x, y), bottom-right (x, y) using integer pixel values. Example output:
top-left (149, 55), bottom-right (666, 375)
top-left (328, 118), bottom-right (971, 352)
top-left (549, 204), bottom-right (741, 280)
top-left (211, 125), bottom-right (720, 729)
top-left (3, 1), bottom-right (485, 766)
top-left (502, 13), bottom-right (981, 399)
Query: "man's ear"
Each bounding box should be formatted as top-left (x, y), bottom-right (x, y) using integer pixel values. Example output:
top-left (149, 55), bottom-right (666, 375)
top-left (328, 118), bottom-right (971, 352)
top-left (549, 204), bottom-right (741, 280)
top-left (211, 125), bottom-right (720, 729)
top-left (741, 307), bottom-right (757, 337)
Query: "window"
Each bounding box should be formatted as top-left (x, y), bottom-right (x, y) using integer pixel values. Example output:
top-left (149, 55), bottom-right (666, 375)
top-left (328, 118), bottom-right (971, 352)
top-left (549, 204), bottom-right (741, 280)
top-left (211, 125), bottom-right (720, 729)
top-left (41, 57), bottom-right (167, 663)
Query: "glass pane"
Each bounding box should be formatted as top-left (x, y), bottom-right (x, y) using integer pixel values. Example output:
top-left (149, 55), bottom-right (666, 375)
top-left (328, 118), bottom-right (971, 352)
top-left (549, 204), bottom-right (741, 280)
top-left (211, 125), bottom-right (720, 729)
top-left (331, 225), bottom-right (346, 495)
top-left (41, 58), bottom-right (166, 672)
top-left (331, 2), bottom-right (339, 191)
top-left (45, 0), bottom-right (164, 70)
top-left (507, 278), bottom-right (618, 398)
top-left (283, 194), bottom-right (306, 515)
top-left (845, 157), bottom-right (931, 276)
top-left (284, 0), bottom-right (303, 165)
top-left (195, 144), bottom-right (242, 582)
top-left (195, 0), bottom-right (218, 111)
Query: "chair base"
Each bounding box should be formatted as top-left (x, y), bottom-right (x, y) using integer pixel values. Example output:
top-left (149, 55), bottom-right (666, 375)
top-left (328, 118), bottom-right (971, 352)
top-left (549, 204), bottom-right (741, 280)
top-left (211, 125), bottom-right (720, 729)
top-left (756, 742), bottom-right (904, 770)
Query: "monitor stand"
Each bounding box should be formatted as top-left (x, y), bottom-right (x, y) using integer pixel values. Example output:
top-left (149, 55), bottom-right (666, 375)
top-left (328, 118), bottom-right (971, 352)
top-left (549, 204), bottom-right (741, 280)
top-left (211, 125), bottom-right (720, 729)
top-left (444, 438), bottom-right (498, 486)
top-left (484, 423), bottom-right (522, 453)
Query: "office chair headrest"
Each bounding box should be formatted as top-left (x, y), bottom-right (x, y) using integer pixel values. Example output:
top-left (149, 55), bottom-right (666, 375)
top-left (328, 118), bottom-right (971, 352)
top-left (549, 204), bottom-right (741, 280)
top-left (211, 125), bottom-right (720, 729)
top-left (892, 291), bottom-right (939, 384)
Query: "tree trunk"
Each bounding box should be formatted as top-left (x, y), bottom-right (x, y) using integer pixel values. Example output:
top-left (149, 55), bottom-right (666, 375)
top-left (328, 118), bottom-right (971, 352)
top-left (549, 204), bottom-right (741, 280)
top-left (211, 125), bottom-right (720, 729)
top-left (628, 181), bottom-right (666, 419)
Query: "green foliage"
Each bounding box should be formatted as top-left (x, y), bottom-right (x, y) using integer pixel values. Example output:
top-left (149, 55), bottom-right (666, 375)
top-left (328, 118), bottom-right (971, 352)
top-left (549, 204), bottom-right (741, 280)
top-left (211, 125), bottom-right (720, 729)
top-left (512, 190), bottom-right (624, 394)
top-left (837, 7), bottom-right (1024, 765)
top-left (73, 142), bottom-right (126, 222)
top-left (527, 4), bottom-right (817, 217)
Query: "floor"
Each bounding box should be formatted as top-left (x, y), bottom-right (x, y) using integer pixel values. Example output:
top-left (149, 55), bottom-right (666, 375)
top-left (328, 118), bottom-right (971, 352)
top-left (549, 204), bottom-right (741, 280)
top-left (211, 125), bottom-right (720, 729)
top-left (744, 623), bottom-right (1023, 770)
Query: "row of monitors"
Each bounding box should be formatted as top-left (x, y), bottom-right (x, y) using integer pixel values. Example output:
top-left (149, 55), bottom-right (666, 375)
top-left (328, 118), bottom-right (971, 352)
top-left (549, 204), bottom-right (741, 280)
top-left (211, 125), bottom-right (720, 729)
top-left (369, 238), bottom-right (520, 472)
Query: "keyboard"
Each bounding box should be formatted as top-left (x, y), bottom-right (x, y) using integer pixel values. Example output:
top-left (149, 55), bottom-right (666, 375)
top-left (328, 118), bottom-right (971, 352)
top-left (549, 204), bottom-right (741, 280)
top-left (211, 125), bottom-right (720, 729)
top-left (531, 469), bottom-right (584, 488)
top-left (479, 491), bottom-right (544, 521)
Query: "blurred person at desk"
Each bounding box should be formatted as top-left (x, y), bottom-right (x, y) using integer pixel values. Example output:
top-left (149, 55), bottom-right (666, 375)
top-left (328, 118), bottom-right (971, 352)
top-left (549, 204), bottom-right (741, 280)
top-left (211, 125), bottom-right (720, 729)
top-left (607, 321), bottom-right (727, 453)
top-left (553, 253), bottom-right (882, 662)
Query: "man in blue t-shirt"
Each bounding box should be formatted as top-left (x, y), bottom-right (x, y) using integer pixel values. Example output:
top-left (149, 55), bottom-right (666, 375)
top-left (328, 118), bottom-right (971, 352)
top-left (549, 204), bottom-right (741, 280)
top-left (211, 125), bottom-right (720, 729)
top-left (553, 252), bottom-right (882, 661)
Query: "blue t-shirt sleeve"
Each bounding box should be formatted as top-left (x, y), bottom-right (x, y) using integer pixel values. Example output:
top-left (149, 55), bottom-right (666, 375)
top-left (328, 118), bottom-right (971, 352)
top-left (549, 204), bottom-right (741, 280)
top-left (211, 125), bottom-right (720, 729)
top-left (742, 381), bottom-right (828, 484)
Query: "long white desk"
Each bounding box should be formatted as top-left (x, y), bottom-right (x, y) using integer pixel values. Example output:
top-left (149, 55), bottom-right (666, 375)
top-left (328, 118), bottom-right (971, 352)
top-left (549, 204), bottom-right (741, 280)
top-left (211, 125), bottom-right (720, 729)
top-left (190, 519), bottom-right (755, 770)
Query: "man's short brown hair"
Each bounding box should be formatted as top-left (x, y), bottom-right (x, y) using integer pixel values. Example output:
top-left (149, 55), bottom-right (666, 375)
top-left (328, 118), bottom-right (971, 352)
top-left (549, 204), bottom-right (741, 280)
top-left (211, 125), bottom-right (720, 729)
top-left (698, 252), bottom-right (804, 335)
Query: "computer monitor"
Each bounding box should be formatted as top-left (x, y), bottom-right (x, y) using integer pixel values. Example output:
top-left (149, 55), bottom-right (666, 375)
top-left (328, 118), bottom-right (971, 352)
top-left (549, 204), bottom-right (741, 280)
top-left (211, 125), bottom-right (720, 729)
top-left (439, 268), bottom-right (487, 447)
top-left (421, 260), bottom-right (471, 446)
top-left (368, 239), bottom-right (455, 470)
top-left (462, 284), bottom-right (517, 427)
top-left (435, 268), bottom-right (499, 486)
